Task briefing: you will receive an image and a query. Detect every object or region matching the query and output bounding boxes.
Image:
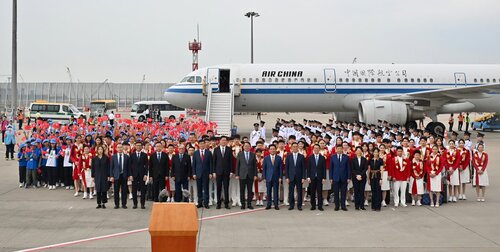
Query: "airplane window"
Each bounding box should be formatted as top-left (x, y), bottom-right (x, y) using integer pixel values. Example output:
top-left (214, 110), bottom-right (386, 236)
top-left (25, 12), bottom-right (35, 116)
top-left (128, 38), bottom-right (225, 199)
top-left (387, 78), bottom-right (391, 82)
top-left (242, 78), bottom-right (246, 83)
top-left (404, 78), bottom-right (408, 82)
top-left (255, 78), bottom-right (259, 83)
top-left (480, 78), bottom-right (484, 83)
top-left (423, 78), bottom-right (427, 82)
top-left (307, 78), bottom-right (311, 82)
top-left (249, 78), bottom-right (253, 82)
top-left (196, 76), bottom-right (202, 83)
top-left (371, 78), bottom-right (375, 82)
top-left (358, 78), bottom-right (362, 82)
top-left (268, 78), bottom-right (272, 82)
top-left (301, 78), bottom-right (304, 82)
top-left (365, 78), bottom-right (368, 82)
top-left (430, 78), bottom-right (433, 83)
top-left (411, 78), bottom-right (414, 82)
top-left (352, 78), bottom-right (356, 82)
top-left (275, 78), bottom-right (279, 82)
top-left (486, 79), bottom-right (490, 83)
top-left (339, 78), bottom-right (342, 82)
top-left (493, 79), bottom-right (496, 83)
top-left (377, 78), bottom-right (381, 82)
top-left (288, 78), bottom-right (292, 82)
top-left (236, 78), bottom-right (240, 82)
top-left (313, 78), bottom-right (317, 82)
top-left (281, 78), bottom-right (285, 82)
top-left (474, 78), bottom-right (477, 83)
top-left (397, 78), bottom-right (401, 82)
top-left (294, 78), bottom-right (298, 82)
top-left (417, 78), bottom-right (421, 83)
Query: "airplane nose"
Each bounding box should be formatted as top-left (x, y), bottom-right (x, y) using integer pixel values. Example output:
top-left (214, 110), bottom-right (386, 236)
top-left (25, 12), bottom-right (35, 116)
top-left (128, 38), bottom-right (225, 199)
top-left (164, 84), bottom-right (183, 107)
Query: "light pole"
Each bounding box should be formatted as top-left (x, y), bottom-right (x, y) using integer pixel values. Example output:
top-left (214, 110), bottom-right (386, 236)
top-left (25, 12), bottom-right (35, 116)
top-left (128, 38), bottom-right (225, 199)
top-left (244, 11), bottom-right (259, 64)
top-left (11, 0), bottom-right (18, 116)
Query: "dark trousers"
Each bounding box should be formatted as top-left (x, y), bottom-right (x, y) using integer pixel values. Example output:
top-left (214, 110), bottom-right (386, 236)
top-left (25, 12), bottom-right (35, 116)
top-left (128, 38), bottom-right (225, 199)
top-left (333, 180), bottom-right (347, 209)
top-left (63, 166), bottom-right (72, 186)
top-left (132, 176), bottom-right (146, 206)
top-left (96, 192), bottom-right (108, 205)
top-left (174, 179), bottom-right (188, 202)
top-left (152, 176), bottom-right (166, 202)
top-left (18, 166), bottom-right (26, 184)
top-left (465, 122), bottom-right (469, 132)
top-left (6, 143), bottom-right (14, 159)
top-left (26, 169), bottom-right (38, 186)
top-left (239, 177), bottom-right (253, 206)
top-left (18, 120), bottom-right (23, 130)
top-left (57, 161), bottom-right (64, 184)
top-left (47, 167), bottom-right (57, 186)
top-left (266, 180), bottom-right (279, 207)
top-left (289, 178), bottom-right (303, 208)
top-left (216, 174), bottom-right (230, 206)
top-left (113, 174), bottom-right (128, 207)
top-left (371, 177), bottom-right (382, 210)
top-left (310, 178), bottom-right (323, 208)
top-left (458, 122), bottom-right (463, 131)
top-left (1, 130), bottom-right (5, 143)
top-left (353, 178), bottom-right (366, 209)
top-left (196, 175), bottom-right (209, 205)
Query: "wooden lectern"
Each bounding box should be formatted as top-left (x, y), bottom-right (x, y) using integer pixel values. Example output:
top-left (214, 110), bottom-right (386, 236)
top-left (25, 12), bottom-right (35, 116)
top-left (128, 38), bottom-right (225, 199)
top-left (149, 203), bottom-right (199, 252)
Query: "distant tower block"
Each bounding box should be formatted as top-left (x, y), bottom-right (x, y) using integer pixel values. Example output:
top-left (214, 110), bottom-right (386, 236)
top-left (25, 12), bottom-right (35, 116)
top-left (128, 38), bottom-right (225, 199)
top-left (189, 39), bottom-right (202, 71)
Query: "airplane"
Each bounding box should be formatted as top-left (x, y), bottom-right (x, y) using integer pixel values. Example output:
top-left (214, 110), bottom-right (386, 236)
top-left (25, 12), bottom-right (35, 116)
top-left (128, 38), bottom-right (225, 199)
top-left (164, 64), bottom-right (500, 135)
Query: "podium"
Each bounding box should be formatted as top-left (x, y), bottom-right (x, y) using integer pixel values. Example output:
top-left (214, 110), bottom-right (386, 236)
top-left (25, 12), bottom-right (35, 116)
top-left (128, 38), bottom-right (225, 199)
top-left (149, 203), bottom-right (199, 252)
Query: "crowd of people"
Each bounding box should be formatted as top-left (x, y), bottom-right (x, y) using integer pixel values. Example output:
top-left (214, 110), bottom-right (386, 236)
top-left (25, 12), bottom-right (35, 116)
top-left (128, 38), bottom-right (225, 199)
top-left (1, 113), bottom-right (490, 212)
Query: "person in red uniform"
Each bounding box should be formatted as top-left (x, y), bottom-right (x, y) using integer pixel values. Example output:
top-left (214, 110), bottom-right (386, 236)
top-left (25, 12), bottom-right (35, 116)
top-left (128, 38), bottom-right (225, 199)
top-left (427, 145), bottom-right (444, 208)
top-left (444, 140), bottom-right (461, 202)
top-left (71, 134), bottom-right (84, 197)
top-left (410, 151), bottom-right (424, 206)
top-left (472, 144), bottom-right (489, 202)
top-left (457, 139), bottom-right (470, 200)
top-left (390, 146), bottom-right (411, 207)
top-left (80, 145), bottom-right (94, 199)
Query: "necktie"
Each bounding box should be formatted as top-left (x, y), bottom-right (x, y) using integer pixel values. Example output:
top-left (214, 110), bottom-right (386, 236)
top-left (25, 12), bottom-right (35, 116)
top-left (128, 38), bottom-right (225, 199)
top-left (271, 155), bottom-right (275, 165)
top-left (157, 153), bottom-right (160, 161)
top-left (180, 154), bottom-right (183, 159)
top-left (338, 154), bottom-right (341, 162)
top-left (222, 147), bottom-right (225, 157)
top-left (137, 152), bottom-right (140, 159)
top-left (245, 152), bottom-right (249, 163)
top-left (315, 155), bottom-right (318, 165)
top-left (294, 153), bottom-right (297, 166)
top-left (201, 150), bottom-right (204, 161)
top-left (119, 154), bottom-right (123, 173)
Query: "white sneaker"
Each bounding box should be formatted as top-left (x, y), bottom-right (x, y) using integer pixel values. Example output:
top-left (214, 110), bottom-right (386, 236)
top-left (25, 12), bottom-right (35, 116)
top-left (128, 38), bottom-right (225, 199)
top-left (232, 202), bottom-right (237, 207)
top-left (90, 194), bottom-right (94, 199)
top-left (93, 192), bottom-right (96, 196)
top-left (382, 201), bottom-right (387, 207)
top-left (411, 200), bottom-right (416, 206)
top-left (401, 203), bottom-right (407, 207)
top-left (481, 198), bottom-right (485, 202)
top-left (82, 192), bottom-right (87, 199)
top-left (416, 200), bottom-right (422, 206)
top-left (129, 193), bottom-right (133, 200)
top-left (435, 204), bottom-right (440, 208)
top-left (73, 192), bottom-right (79, 197)
top-left (107, 193), bottom-right (110, 199)
top-left (66, 186), bottom-right (70, 190)
top-left (364, 200), bottom-right (368, 206)
top-left (453, 197), bottom-right (457, 202)
top-left (395, 203), bottom-right (399, 207)
top-left (448, 196), bottom-right (452, 201)
top-left (70, 186), bottom-right (74, 190)
top-left (19, 183), bottom-right (24, 188)
top-left (346, 200), bottom-right (350, 206)
top-left (477, 198), bottom-right (481, 202)
top-left (285, 202), bottom-right (290, 206)
top-left (237, 201), bottom-right (242, 207)
top-left (458, 194), bottom-right (463, 200)
top-left (430, 204), bottom-right (435, 208)
top-left (462, 195), bottom-right (467, 200)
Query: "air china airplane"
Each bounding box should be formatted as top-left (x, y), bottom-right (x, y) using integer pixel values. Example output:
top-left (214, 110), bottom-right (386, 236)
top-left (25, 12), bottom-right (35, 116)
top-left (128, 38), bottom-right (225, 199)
top-left (164, 64), bottom-right (500, 134)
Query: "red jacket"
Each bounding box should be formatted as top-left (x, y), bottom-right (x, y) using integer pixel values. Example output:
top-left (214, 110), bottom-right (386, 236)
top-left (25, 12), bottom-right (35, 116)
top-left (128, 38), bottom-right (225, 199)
top-left (444, 148), bottom-right (460, 171)
top-left (391, 156), bottom-right (411, 181)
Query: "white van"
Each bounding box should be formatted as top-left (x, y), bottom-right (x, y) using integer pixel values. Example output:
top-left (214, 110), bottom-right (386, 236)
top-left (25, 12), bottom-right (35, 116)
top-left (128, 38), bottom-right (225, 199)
top-left (29, 102), bottom-right (86, 121)
top-left (130, 101), bottom-right (186, 122)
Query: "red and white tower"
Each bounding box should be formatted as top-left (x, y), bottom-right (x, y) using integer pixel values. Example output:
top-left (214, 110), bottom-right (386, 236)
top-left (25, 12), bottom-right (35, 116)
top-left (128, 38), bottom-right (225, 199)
top-left (188, 39), bottom-right (202, 71)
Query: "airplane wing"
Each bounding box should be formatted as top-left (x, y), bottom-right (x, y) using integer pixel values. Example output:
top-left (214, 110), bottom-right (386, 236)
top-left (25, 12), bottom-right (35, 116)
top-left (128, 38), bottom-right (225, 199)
top-left (379, 83), bottom-right (500, 101)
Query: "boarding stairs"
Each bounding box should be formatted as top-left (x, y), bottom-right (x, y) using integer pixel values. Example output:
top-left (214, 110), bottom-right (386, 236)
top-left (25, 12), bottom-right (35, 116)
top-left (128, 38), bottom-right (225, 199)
top-left (204, 84), bottom-right (235, 136)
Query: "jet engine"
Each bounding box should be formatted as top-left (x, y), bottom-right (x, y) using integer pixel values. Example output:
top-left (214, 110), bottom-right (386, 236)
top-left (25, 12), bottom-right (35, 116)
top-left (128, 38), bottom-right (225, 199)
top-left (358, 100), bottom-right (424, 125)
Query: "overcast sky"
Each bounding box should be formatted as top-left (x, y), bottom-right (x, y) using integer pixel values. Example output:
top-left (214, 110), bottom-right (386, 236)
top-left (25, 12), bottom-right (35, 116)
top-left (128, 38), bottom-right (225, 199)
top-left (0, 0), bottom-right (499, 83)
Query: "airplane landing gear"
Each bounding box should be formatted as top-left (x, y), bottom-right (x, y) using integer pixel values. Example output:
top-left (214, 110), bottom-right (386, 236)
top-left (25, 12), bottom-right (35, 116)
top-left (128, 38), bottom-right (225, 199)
top-left (426, 122), bottom-right (446, 136)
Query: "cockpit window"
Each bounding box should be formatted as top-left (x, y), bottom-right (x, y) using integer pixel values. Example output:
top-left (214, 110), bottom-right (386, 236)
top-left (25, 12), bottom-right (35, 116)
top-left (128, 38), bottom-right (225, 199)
top-left (181, 76), bottom-right (196, 83)
top-left (196, 76), bottom-right (202, 83)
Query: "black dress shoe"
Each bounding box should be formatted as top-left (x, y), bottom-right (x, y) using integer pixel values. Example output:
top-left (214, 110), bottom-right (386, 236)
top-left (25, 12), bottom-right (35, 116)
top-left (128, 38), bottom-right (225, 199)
top-left (274, 206), bottom-right (280, 210)
top-left (265, 205), bottom-right (271, 210)
top-left (318, 207), bottom-right (324, 211)
top-left (122, 206), bottom-right (127, 209)
top-left (204, 205), bottom-right (210, 209)
top-left (225, 205), bottom-right (231, 210)
top-left (114, 206), bottom-right (119, 209)
top-left (96, 205), bottom-right (102, 209)
top-left (197, 205), bottom-right (203, 209)
top-left (334, 207), bottom-right (340, 211)
top-left (241, 206), bottom-right (246, 210)
top-left (341, 207), bottom-right (348, 211)
top-left (310, 207), bottom-right (316, 211)
top-left (355, 207), bottom-right (360, 210)
top-left (298, 207), bottom-right (303, 211)
top-left (102, 204), bottom-right (106, 209)
top-left (216, 205), bottom-right (221, 209)
top-left (248, 205), bottom-right (254, 210)
top-left (133, 205), bottom-right (138, 209)
top-left (288, 206), bottom-right (294, 210)
top-left (360, 207), bottom-right (366, 211)
top-left (141, 205), bottom-right (146, 209)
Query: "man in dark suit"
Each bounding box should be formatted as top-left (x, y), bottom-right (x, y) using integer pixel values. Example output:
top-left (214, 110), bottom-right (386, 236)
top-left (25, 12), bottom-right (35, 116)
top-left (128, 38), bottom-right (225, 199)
top-left (263, 144), bottom-right (282, 210)
top-left (212, 136), bottom-right (233, 209)
top-left (330, 144), bottom-right (351, 211)
top-left (351, 146), bottom-right (368, 210)
top-left (307, 144), bottom-right (326, 211)
top-left (236, 142), bottom-right (257, 210)
top-left (129, 141), bottom-right (149, 209)
top-left (192, 139), bottom-right (213, 209)
top-left (110, 144), bottom-right (131, 209)
top-left (286, 142), bottom-right (306, 211)
top-left (149, 142), bottom-right (169, 202)
top-left (171, 144), bottom-right (192, 202)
